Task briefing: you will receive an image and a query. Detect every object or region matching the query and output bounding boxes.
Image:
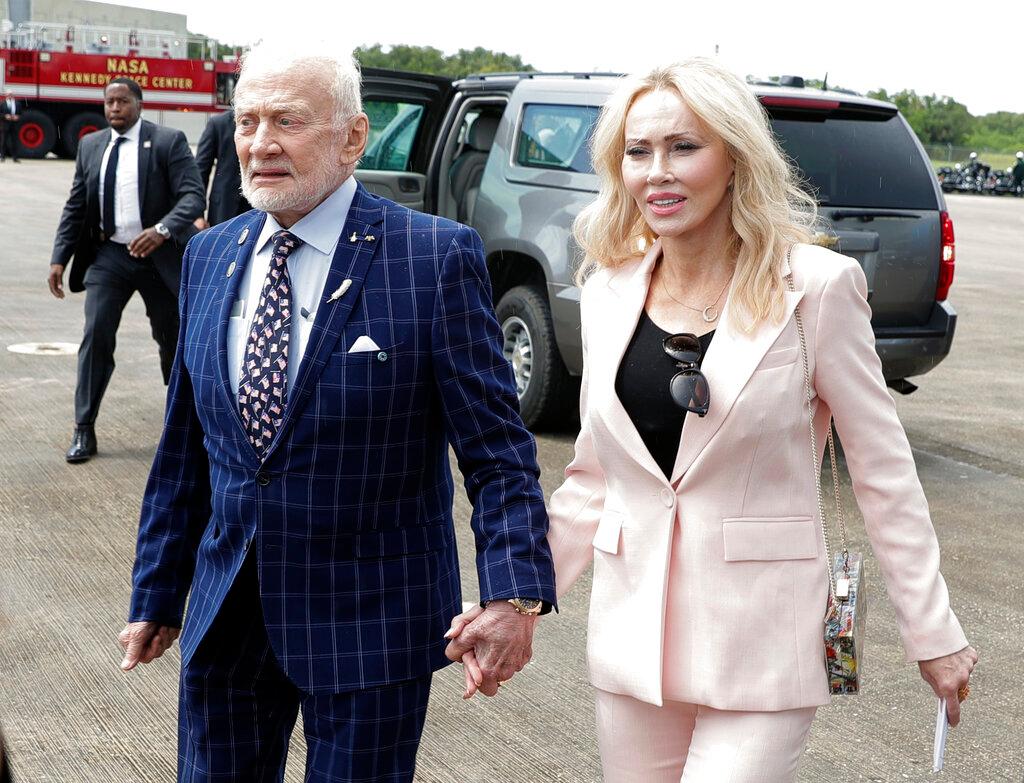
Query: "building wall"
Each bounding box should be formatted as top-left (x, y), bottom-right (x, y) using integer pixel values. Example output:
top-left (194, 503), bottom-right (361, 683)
top-left (23, 0), bottom-right (187, 34)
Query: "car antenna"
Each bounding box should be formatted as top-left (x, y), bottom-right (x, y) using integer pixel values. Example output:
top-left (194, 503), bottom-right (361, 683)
top-left (822, 71), bottom-right (829, 91)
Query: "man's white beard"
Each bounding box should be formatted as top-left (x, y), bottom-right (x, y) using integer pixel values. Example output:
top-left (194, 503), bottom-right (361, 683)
top-left (241, 154), bottom-right (341, 215)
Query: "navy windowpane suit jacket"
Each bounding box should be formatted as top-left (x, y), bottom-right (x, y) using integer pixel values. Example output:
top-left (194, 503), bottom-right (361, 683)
top-left (128, 183), bottom-right (557, 694)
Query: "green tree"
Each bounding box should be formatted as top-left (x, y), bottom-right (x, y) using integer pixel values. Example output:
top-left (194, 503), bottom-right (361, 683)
top-left (355, 43), bottom-right (534, 79)
top-left (867, 89), bottom-right (973, 146)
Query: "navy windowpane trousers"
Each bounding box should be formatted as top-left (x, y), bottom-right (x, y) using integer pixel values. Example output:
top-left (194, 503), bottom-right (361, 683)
top-left (178, 556), bottom-right (432, 783)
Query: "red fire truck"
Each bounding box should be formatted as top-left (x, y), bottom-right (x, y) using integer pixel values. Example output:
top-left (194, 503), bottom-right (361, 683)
top-left (1, 22), bottom-right (238, 158)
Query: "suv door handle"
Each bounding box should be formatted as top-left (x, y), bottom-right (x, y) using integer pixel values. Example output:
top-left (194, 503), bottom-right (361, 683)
top-left (398, 177), bottom-right (421, 194)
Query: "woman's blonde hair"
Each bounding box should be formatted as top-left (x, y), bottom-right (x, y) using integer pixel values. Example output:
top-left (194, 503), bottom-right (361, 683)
top-left (573, 58), bottom-right (819, 329)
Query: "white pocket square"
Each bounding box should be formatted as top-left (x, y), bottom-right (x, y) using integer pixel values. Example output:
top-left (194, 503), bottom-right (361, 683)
top-left (348, 335), bottom-right (381, 353)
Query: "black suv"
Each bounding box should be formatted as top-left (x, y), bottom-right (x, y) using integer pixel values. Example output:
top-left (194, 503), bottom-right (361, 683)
top-left (356, 70), bottom-right (957, 427)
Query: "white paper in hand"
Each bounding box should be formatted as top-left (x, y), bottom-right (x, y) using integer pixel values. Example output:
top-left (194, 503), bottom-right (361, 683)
top-left (933, 698), bottom-right (949, 772)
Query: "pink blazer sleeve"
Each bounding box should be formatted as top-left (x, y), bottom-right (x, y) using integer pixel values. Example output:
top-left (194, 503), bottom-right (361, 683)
top-left (547, 286), bottom-right (607, 598)
top-left (815, 260), bottom-right (968, 662)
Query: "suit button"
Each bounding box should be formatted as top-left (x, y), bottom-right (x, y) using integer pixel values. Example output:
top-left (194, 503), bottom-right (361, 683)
top-left (660, 488), bottom-right (675, 508)
top-left (376, 351), bottom-right (388, 362)
top-left (256, 471), bottom-right (271, 486)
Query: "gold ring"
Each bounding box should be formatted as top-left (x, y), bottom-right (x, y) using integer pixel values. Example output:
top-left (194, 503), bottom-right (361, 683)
top-left (957, 684), bottom-right (970, 702)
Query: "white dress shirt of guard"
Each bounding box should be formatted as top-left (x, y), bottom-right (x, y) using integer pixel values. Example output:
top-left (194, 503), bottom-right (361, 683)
top-left (97, 119), bottom-right (143, 244)
top-left (228, 175), bottom-right (358, 393)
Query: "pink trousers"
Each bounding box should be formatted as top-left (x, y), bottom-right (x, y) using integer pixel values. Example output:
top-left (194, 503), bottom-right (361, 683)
top-left (595, 689), bottom-right (817, 783)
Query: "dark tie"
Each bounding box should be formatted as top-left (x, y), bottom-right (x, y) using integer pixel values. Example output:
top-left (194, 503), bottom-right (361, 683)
top-left (102, 136), bottom-right (127, 238)
top-left (237, 230), bottom-right (302, 454)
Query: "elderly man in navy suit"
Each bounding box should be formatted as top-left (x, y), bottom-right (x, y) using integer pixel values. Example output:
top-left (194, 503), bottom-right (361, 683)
top-left (117, 38), bottom-right (556, 782)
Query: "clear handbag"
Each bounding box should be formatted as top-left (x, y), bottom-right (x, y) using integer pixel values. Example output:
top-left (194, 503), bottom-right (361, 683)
top-left (788, 257), bottom-right (867, 695)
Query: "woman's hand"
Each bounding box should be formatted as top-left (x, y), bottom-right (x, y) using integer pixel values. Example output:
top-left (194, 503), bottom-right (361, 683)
top-left (444, 604), bottom-right (486, 698)
top-left (918, 645), bottom-right (978, 727)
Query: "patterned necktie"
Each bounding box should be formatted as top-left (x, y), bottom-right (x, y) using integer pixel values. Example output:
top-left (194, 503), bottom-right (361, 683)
top-left (237, 230), bottom-right (302, 454)
top-left (102, 135), bottom-right (126, 238)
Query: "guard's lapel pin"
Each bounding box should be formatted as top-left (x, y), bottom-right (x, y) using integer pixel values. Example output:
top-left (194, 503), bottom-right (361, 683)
top-left (328, 279), bottom-right (352, 302)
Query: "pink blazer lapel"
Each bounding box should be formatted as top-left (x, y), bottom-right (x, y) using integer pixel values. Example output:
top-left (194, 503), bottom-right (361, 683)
top-left (596, 240), bottom-right (667, 482)
top-left (670, 251), bottom-right (805, 483)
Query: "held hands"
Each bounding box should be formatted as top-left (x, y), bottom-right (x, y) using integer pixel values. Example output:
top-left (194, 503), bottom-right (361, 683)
top-left (444, 602), bottom-right (536, 699)
top-left (918, 645), bottom-right (978, 727)
top-left (118, 621), bottom-right (180, 671)
top-left (128, 227), bottom-right (167, 258)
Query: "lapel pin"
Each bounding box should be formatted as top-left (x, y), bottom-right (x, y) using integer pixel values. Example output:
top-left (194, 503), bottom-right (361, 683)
top-left (143, 140), bottom-right (152, 149)
top-left (363, 234), bottom-right (375, 242)
top-left (226, 261), bottom-right (237, 278)
top-left (328, 279), bottom-right (352, 302)
top-left (349, 231), bottom-right (376, 243)
top-left (349, 231), bottom-right (358, 243)
top-left (238, 227), bottom-right (249, 245)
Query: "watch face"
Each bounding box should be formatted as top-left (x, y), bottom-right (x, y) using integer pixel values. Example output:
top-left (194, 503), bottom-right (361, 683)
top-left (512, 598), bottom-right (541, 613)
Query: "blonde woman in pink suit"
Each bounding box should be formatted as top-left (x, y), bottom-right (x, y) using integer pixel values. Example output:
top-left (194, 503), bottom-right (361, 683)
top-left (447, 59), bottom-right (977, 781)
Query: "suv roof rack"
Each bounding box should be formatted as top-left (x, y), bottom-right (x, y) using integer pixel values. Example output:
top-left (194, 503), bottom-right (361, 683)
top-left (463, 71), bottom-right (624, 81)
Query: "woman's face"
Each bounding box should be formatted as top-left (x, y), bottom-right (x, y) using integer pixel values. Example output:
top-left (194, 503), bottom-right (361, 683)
top-left (620, 89), bottom-right (734, 240)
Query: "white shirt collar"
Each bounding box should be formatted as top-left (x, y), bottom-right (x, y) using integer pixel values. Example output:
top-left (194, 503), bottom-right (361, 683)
top-left (254, 176), bottom-right (358, 257)
top-left (111, 119), bottom-right (142, 144)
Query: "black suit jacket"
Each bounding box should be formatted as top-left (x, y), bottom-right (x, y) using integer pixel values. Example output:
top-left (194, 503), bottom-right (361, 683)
top-left (1, 97), bottom-right (21, 120)
top-left (50, 119), bottom-right (206, 293)
top-left (194, 111), bottom-right (250, 226)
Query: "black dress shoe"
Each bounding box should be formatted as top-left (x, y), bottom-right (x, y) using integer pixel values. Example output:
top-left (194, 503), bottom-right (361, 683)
top-left (66, 425), bottom-right (97, 463)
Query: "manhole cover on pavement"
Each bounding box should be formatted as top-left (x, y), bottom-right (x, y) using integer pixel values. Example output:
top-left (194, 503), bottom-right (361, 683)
top-left (7, 342), bottom-right (79, 356)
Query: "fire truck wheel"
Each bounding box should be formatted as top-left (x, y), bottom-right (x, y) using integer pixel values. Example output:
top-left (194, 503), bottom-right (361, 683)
top-left (15, 110), bottom-right (57, 159)
top-left (61, 112), bottom-right (107, 158)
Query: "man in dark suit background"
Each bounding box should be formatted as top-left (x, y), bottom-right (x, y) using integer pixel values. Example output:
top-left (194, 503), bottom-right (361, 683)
top-left (47, 77), bottom-right (204, 463)
top-left (193, 109), bottom-right (250, 228)
top-left (1, 90), bottom-right (22, 163)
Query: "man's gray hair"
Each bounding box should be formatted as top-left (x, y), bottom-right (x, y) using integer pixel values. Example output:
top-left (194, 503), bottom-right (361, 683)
top-left (237, 37), bottom-right (363, 124)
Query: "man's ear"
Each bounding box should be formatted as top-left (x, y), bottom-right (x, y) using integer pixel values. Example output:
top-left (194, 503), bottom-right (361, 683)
top-left (339, 113), bottom-right (369, 166)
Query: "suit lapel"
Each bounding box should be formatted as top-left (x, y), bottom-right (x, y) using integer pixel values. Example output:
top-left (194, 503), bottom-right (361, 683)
top-left (670, 250), bottom-right (804, 483)
top-left (215, 211), bottom-right (267, 448)
top-left (136, 120), bottom-right (152, 209)
top-left (597, 241), bottom-right (667, 481)
top-left (263, 184), bottom-right (385, 458)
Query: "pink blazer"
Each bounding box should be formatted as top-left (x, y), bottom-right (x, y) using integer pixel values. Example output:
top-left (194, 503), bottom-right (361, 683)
top-left (547, 241), bottom-right (968, 710)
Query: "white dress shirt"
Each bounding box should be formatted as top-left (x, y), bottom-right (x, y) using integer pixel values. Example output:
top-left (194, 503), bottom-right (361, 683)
top-left (98, 120), bottom-right (143, 243)
top-left (228, 176), bottom-right (357, 394)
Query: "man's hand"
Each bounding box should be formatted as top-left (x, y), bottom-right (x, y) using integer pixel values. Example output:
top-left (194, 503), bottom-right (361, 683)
top-left (118, 621), bottom-right (180, 671)
top-left (47, 264), bottom-right (66, 299)
top-left (918, 645), bottom-right (978, 728)
top-left (444, 602), bottom-right (536, 698)
top-left (193, 216), bottom-right (210, 231)
top-left (128, 227), bottom-right (167, 259)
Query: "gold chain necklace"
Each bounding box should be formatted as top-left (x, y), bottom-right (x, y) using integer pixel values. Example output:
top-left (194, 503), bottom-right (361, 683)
top-left (658, 269), bottom-right (732, 323)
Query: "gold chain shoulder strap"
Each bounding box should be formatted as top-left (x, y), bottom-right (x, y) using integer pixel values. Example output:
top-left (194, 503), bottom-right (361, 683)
top-left (785, 246), bottom-right (850, 601)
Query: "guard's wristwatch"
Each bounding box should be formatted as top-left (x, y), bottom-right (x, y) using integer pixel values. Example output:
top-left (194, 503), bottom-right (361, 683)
top-left (154, 222), bottom-right (171, 239)
top-left (506, 598), bottom-right (543, 616)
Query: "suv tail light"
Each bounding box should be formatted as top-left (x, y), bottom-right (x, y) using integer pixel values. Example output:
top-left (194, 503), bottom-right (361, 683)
top-left (937, 211), bottom-right (955, 301)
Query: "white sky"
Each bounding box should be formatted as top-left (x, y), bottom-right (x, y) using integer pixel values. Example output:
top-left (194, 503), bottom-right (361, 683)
top-left (115, 0), bottom-right (1021, 116)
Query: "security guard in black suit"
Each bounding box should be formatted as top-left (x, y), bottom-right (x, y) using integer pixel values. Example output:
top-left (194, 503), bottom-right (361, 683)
top-left (47, 77), bottom-right (205, 463)
top-left (194, 109), bottom-right (250, 227)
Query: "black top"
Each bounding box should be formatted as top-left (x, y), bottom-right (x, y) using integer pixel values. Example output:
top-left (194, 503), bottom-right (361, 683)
top-left (615, 311), bottom-right (715, 479)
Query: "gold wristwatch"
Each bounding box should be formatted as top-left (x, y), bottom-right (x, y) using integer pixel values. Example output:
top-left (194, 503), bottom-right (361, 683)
top-left (506, 598), bottom-right (543, 616)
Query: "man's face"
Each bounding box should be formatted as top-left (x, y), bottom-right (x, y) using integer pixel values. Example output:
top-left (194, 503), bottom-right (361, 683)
top-left (104, 84), bottom-right (141, 131)
top-left (234, 66), bottom-right (368, 223)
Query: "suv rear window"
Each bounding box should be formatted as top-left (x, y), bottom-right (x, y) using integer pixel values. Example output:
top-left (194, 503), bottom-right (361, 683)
top-left (516, 104), bottom-right (600, 173)
top-left (769, 113), bottom-right (938, 210)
